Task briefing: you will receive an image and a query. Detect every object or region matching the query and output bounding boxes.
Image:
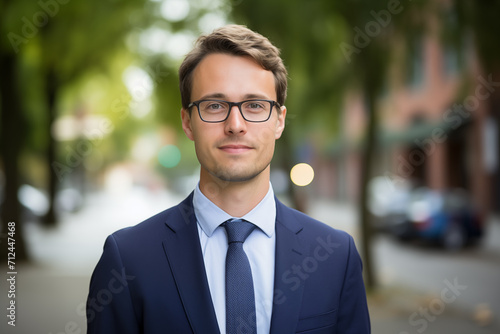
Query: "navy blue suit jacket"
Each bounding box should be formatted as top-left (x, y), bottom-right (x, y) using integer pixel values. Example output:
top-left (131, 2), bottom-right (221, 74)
top-left (87, 193), bottom-right (370, 333)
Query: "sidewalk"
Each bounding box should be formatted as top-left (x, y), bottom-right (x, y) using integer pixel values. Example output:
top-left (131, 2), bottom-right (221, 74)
top-left (369, 285), bottom-right (498, 334)
top-left (308, 198), bottom-right (500, 334)
top-left (1, 189), bottom-right (498, 333)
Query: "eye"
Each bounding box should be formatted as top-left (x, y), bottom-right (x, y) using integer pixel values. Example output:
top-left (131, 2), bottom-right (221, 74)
top-left (202, 101), bottom-right (228, 112)
top-left (244, 101), bottom-right (266, 111)
top-left (207, 103), bottom-right (224, 110)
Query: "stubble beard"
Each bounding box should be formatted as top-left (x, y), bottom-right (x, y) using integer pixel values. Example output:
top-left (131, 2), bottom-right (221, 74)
top-left (204, 158), bottom-right (271, 183)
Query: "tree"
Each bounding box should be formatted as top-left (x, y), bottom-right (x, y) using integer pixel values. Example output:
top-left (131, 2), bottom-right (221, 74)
top-left (36, 0), bottom-right (151, 226)
top-left (0, 0), bottom-right (34, 261)
top-left (0, 0), bottom-right (151, 262)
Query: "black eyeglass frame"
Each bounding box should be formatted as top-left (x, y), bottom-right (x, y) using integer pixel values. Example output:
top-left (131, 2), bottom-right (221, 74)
top-left (187, 99), bottom-right (281, 123)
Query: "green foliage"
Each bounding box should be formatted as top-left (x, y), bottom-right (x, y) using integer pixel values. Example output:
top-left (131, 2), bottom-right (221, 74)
top-left (445, 0), bottom-right (500, 73)
top-left (3, 0), bottom-right (498, 187)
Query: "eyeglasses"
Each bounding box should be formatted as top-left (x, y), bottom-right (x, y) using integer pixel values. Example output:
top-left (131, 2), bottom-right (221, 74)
top-left (188, 99), bottom-right (280, 123)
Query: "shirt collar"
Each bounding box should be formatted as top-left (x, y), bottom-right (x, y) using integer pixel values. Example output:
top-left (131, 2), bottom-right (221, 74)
top-left (193, 183), bottom-right (276, 238)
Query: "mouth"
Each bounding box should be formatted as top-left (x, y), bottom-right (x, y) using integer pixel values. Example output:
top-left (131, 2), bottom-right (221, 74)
top-left (218, 144), bottom-right (253, 154)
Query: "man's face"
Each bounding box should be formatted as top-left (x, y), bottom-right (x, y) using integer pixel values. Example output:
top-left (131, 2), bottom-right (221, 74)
top-left (181, 53), bottom-right (286, 184)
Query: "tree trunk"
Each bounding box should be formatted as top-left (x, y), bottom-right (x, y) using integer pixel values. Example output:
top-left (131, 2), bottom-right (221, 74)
top-left (42, 68), bottom-right (58, 227)
top-left (0, 52), bottom-right (29, 262)
top-left (359, 86), bottom-right (377, 291)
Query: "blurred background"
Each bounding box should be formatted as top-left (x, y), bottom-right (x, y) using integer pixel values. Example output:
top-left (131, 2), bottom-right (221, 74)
top-left (1, 0), bottom-right (499, 333)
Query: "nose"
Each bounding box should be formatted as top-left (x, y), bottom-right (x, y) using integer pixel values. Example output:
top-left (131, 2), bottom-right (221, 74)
top-left (224, 105), bottom-right (247, 135)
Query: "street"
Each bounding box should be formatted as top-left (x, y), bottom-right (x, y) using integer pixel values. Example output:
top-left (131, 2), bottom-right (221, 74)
top-left (0, 188), bottom-right (498, 333)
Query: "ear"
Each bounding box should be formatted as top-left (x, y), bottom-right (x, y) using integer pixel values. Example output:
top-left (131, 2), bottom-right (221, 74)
top-left (275, 105), bottom-right (287, 139)
top-left (181, 108), bottom-right (195, 141)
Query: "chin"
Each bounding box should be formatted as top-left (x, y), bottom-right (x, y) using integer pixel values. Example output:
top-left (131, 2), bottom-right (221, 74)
top-left (209, 164), bottom-right (270, 183)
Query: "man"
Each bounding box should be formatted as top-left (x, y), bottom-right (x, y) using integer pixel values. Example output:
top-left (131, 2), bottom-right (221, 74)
top-left (87, 25), bottom-right (370, 334)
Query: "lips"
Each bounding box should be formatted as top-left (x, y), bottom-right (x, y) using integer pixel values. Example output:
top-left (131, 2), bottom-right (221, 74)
top-left (219, 144), bottom-right (253, 154)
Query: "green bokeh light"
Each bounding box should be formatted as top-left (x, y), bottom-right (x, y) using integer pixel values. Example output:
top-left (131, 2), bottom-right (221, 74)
top-left (158, 145), bottom-right (181, 168)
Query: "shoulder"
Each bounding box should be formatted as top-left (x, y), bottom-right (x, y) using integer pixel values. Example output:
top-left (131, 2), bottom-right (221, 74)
top-left (276, 198), bottom-right (353, 242)
top-left (275, 198), bottom-right (359, 267)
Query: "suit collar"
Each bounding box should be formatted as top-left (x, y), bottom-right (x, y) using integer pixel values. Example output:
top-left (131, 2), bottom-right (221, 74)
top-left (162, 193), bottom-right (220, 334)
top-left (163, 194), bottom-right (306, 334)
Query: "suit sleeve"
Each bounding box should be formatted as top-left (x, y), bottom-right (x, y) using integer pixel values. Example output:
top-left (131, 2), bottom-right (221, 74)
top-left (336, 236), bottom-right (371, 333)
top-left (87, 234), bottom-right (140, 334)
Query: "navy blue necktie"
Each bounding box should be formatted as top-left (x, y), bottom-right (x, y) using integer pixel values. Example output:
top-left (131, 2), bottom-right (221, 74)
top-left (223, 218), bottom-right (257, 334)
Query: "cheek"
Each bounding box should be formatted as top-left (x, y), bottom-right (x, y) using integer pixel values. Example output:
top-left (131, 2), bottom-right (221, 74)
top-left (193, 132), bottom-right (208, 153)
top-left (191, 122), bottom-right (208, 142)
top-left (192, 125), bottom-right (216, 154)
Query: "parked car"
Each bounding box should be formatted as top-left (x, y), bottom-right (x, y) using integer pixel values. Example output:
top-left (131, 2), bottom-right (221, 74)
top-left (401, 187), bottom-right (483, 250)
top-left (369, 177), bottom-right (483, 250)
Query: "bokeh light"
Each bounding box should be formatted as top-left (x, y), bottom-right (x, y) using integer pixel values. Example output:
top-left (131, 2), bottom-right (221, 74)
top-left (160, 0), bottom-right (190, 22)
top-left (158, 144), bottom-right (181, 168)
top-left (290, 163), bottom-right (314, 186)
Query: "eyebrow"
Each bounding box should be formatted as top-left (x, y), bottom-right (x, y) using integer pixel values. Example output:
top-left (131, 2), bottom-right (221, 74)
top-left (198, 93), bottom-right (272, 101)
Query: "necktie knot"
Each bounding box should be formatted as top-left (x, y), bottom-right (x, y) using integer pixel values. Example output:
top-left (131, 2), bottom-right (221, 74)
top-left (223, 218), bottom-right (255, 244)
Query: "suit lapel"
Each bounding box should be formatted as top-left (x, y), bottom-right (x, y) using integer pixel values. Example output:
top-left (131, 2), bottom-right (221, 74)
top-left (270, 199), bottom-right (306, 334)
top-left (162, 194), bottom-right (220, 334)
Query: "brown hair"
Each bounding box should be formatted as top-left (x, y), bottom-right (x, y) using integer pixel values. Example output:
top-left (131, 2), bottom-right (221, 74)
top-left (179, 25), bottom-right (287, 110)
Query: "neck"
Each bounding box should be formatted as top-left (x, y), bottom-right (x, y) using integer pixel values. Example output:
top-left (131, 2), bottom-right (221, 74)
top-left (199, 167), bottom-right (271, 217)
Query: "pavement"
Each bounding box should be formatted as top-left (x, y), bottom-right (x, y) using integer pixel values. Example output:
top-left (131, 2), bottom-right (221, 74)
top-left (0, 186), bottom-right (499, 333)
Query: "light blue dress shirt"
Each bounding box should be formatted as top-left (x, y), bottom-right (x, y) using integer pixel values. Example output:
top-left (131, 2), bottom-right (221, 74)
top-left (193, 183), bottom-right (276, 334)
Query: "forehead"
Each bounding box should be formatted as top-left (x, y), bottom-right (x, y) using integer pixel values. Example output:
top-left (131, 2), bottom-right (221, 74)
top-left (191, 53), bottom-right (276, 101)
